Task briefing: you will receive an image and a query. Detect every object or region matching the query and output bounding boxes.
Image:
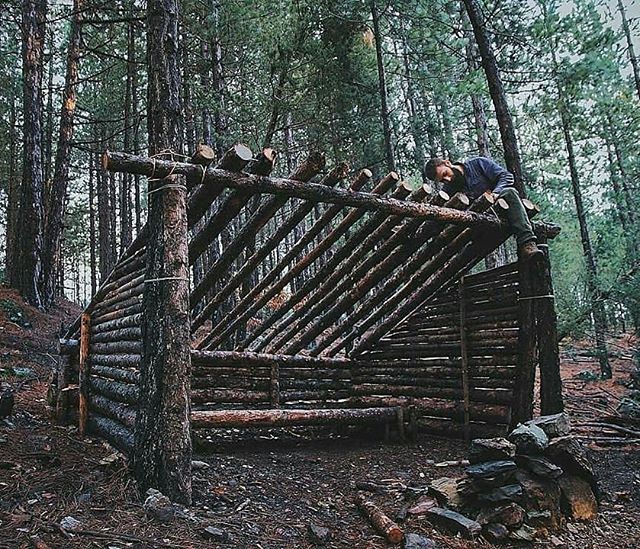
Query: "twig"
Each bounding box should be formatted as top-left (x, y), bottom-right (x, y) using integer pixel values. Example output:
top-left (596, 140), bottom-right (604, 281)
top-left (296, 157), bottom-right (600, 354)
top-left (59, 527), bottom-right (185, 547)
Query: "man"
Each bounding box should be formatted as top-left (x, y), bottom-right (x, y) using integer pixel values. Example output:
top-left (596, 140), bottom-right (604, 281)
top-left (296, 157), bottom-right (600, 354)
top-left (423, 157), bottom-right (542, 261)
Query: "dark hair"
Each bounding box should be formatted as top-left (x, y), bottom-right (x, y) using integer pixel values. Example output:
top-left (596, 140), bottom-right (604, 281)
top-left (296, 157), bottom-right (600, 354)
top-left (423, 157), bottom-right (447, 181)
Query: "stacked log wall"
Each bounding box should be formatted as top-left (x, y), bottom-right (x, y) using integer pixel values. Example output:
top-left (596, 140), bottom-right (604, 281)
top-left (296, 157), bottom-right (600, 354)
top-left (355, 262), bottom-right (520, 437)
top-left (85, 253), bottom-right (145, 455)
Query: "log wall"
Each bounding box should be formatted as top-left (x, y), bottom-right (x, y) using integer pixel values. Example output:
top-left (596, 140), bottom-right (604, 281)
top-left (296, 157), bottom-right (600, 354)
top-left (355, 262), bottom-right (520, 437)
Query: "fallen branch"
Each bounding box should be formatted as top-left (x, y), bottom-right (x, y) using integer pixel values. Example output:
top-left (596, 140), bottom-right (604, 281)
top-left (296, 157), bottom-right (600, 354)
top-left (355, 493), bottom-right (404, 543)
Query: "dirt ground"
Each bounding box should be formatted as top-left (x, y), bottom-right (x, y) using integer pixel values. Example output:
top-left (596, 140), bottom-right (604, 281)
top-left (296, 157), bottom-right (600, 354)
top-left (0, 289), bottom-right (639, 548)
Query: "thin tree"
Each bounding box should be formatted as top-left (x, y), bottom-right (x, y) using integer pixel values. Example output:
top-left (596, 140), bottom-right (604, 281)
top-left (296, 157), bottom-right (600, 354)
top-left (617, 0), bottom-right (640, 102)
top-left (462, 0), bottom-right (525, 196)
top-left (41, 0), bottom-right (83, 308)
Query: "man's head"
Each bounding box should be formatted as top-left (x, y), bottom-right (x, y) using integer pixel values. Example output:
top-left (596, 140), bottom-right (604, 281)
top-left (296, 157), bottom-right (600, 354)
top-left (423, 158), bottom-right (464, 189)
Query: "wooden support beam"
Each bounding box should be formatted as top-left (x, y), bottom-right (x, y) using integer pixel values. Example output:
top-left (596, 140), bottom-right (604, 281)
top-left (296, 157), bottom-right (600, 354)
top-left (325, 193), bottom-right (499, 356)
top-left (266, 181), bottom-right (420, 353)
top-left (78, 313), bottom-right (90, 436)
top-left (190, 153), bottom-right (331, 307)
top-left (535, 240), bottom-right (564, 414)
top-left (197, 169), bottom-right (373, 346)
top-left (103, 151), bottom-right (560, 236)
top-left (238, 173), bottom-right (401, 351)
top-left (510, 258), bottom-right (537, 428)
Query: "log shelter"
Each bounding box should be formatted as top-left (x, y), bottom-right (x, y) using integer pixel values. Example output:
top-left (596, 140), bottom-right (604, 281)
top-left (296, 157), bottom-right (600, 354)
top-left (55, 144), bottom-right (563, 487)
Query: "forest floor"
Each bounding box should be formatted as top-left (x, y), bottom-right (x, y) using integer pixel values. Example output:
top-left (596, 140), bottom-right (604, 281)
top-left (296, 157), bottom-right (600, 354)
top-left (0, 289), bottom-right (639, 549)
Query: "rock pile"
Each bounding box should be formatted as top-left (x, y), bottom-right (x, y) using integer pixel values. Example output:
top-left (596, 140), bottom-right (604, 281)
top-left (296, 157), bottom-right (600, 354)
top-left (422, 413), bottom-right (598, 543)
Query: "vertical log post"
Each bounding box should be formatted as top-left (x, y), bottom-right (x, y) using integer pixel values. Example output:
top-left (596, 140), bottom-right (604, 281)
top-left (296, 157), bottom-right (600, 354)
top-left (459, 277), bottom-right (471, 442)
top-left (270, 361), bottom-right (280, 407)
top-left (134, 174), bottom-right (192, 504)
top-left (511, 259), bottom-right (537, 428)
top-left (78, 313), bottom-right (90, 435)
top-left (535, 238), bottom-right (564, 414)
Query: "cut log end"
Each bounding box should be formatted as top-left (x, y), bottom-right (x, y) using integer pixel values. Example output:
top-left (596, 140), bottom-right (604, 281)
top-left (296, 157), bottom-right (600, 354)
top-left (190, 144), bottom-right (216, 165)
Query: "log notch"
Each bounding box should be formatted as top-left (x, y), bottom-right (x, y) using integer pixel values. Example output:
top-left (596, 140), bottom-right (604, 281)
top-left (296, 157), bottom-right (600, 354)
top-left (78, 313), bottom-right (90, 436)
top-left (535, 237), bottom-right (563, 414)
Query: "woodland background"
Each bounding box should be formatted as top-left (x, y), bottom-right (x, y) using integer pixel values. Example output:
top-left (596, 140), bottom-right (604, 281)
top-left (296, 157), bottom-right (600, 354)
top-left (0, 0), bottom-right (639, 362)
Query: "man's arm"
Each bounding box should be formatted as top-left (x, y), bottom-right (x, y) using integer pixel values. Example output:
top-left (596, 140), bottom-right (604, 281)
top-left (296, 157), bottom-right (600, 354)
top-left (477, 157), bottom-right (515, 194)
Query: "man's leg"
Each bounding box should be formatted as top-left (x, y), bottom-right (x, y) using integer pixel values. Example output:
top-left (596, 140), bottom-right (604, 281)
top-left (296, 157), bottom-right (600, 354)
top-left (498, 187), bottom-right (535, 246)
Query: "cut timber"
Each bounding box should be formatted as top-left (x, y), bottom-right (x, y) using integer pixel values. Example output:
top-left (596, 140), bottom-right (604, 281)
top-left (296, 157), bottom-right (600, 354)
top-left (88, 414), bottom-right (133, 455)
top-left (355, 493), bottom-right (404, 543)
top-left (199, 168), bottom-right (374, 348)
top-left (190, 407), bottom-right (401, 428)
top-left (189, 143), bottom-right (216, 165)
top-left (78, 313), bottom-right (90, 436)
top-left (103, 151), bottom-right (560, 235)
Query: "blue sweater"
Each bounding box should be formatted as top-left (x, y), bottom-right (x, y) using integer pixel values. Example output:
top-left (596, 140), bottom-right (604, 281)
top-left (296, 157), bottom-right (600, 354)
top-left (443, 157), bottom-right (514, 199)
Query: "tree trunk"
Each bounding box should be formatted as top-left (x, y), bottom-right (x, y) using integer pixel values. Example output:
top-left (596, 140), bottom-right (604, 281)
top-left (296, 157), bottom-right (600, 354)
top-left (370, 0), bottom-right (396, 173)
top-left (89, 151), bottom-right (97, 296)
top-left (618, 0), bottom-right (640, 102)
top-left (97, 145), bottom-right (113, 282)
top-left (555, 78), bottom-right (611, 378)
top-left (10, 0), bottom-right (47, 308)
top-left (209, 0), bottom-right (226, 157)
top-left (6, 95), bottom-right (19, 277)
top-left (134, 0), bottom-right (191, 505)
top-left (41, 0), bottom-right (83, 309)
top-left (462, 0), bottom-right (525, 196)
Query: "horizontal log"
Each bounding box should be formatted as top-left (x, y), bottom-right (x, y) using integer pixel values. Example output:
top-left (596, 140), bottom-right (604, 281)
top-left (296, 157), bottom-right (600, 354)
top-left (91, 327), bottom-right (142, 343)
top-left (351, 375), bottom-right (513, 389)
top-left (89, 376), bottom-right (139, 404)
top-left (353, 365), bottom-right (517, 379)
top-left (191, 377), bottom-right (270, 390)
top-left (92, 295), bottom-right (143, 319)
top-left (414, 417), bottom-right (507, 438)
top-left (191, 388), bottom-right (270, 404)
top-left (97, 282), bottom-right (144, 312)
top-left (90, 354), bottom-right (141, 368)
top-left (190, 407), bottom-right (400, 428)
top-left (90, 341), bottom-right (143, 355)
top-left (278, 379), bottom-right (352, 391)
top-left (359, 347), bottom-right (517, 360)
top-left (280, 390), bottom-right (351, 402)
top-left (466, 262), bottom-right (519, 283)
top-left (90, 364), bottom-right (140, 384)
top-left (192, 366), bottom-right (271, 378)
top-left (191, 349), bottom-right (351, 368)
top-left (351, 384), bottom-right (513, 404)
top-left (90, 394), bottom-right (136, 427)
top-left (87, 413), bottom-right (134, 456)
top-left (91, 313), bottom-right (142, 334)
top-left (103, 151), bottom-right (560, 236)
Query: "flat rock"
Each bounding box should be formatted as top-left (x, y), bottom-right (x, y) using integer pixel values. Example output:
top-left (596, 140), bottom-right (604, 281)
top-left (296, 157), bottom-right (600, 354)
top-left (428, 477), bottom-right (462, 509)
top-left (558, 475), bottom-right (598, 521)
top-left (476, 502), bottom-right (525, 527)
top-left (469, 437), bottom-right (516, 464)
top-left (483, 522), bottom-right (509, 543)
top-left (526, 413), bottom-right (571, 438)
top-left (546, 436), bottom-right (596, 488)
top-left (425, 507), bottom-right (481, 539)
top-left (477, 483), bottom-right (523, 504)
top-left (407, 496), bottom-right (438, 515)
top-left (515, 469), bottom-right (562, 528)
top-left (202, 526), bottom-right (230, 543)
top-left (509, 524), bottom-right (537, 542)
top-left (143, 488), bottom-right (175, 523)
top-left (508, 423), bottom-right (549, 454)
top-left (307, 523), bottom-right (331, 545)
top-left (60, 516), bottom-right (82, 532)
top-left (403, 533), bottom-right (438, 549)
top-left (516, 455), bottom-right (563, 479)
top-left (465, 460), bottom-right (517, 479)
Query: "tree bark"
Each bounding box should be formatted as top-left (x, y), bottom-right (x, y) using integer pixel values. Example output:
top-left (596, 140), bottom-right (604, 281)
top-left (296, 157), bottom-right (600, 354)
top-left (370, 0), bottom-right (396, 172)
top-left (134, 0), bottom-right (191, 505)
top-left (462, 0), bottom-right (525, 196)
top-left (617, 0), bottom-right (640, 102)
top-left (41, 0), bottom-right (84, 309)
top-left (10, 0), bottom-right (47, 308)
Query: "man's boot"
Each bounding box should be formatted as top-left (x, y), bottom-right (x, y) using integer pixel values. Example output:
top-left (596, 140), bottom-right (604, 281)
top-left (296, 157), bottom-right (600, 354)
top-left (519, 241), bottom-right (543, 262)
